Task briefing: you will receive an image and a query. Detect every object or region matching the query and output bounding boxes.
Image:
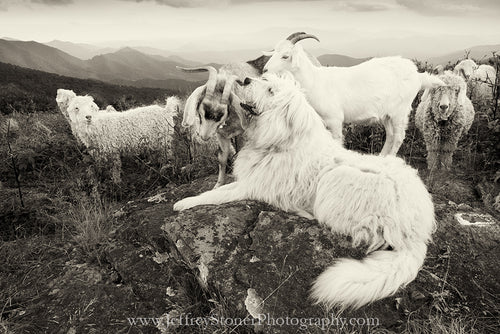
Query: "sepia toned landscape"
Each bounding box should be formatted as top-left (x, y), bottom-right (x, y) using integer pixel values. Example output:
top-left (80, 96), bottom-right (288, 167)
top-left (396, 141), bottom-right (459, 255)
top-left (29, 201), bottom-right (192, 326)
top-left (1, 1), bottom-right (499, 333)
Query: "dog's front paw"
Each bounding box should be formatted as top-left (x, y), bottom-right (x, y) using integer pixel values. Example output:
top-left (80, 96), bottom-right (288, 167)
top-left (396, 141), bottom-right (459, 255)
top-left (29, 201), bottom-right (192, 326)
top-left (173, 196), bottom-right (199, 211)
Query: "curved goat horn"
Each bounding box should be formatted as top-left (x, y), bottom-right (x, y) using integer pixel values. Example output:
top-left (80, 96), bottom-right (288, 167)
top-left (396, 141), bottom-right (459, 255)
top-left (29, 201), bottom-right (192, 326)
top-left (177, 66), bottom-right (218, 98)
top-left (289, 33), bottom-right (320, 45)
top-left (286, 32), bottom-right (306, 41)
top-left (221, 75), bottom-right (238, 105)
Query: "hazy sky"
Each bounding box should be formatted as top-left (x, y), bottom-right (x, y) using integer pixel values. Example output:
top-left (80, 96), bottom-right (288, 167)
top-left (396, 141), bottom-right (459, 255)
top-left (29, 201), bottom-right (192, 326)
top-left (1, 0), bottom-right (499, 58)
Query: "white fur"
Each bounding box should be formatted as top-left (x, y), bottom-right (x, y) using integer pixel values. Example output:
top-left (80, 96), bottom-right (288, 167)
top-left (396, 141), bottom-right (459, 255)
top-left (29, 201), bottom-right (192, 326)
top-left (63, 92), bottom-right (178, 183)
top-left (263, 39), bottom-right (444, 156)
top-left (415, 71), bottom-right (475, 170)
top-left (173, 73), bottom-right (436, 309)
top-left (454, 59), bottom-right (497, 101)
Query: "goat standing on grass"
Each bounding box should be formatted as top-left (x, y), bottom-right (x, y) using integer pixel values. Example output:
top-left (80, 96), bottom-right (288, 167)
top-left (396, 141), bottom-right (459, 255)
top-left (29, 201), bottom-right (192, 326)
top-left (179, 64), bottom-right (258, 189)
top-left (62, 93), bottom-right (178, 183)
top-left (180, 33), bottom-right (322, 189)
top-left (263, 32), bottom-right (444, 156)
top-left (415, 71), bottom-right (475, 171)
top-left (173, 73), bottom-right (435, 310)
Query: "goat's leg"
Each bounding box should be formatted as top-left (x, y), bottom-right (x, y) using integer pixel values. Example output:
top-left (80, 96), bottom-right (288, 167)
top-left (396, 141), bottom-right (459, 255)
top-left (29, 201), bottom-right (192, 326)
top-left (173, 182), bottom-right (245, 211)
top-left (214, 134), bottom-right (231, 189)
top-left (324, 117), bottom-right (344, 144)
top-left (387, 116), bottom-right (408, 156)
top-left (440, 131), bottom-right (461, 170)
top-left (110, 154), bottom-right (122, 184)
top-left (426, 148), bottom-right (440, 171)
top-left (380, 117), bottom-right (394, 156)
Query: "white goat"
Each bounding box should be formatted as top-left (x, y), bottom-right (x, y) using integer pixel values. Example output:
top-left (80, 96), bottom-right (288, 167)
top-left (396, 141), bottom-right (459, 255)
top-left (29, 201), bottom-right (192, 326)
top-left (454, 59), bottom-right (497, 102)
top-left (416, 71), bottom-right (475, 171)
top-left (56, 89), bottom-right (115, 139)
top-left (65, 94), bottom-right (177, 183)
top-left (173, 73), bottom-right (435, 310)
top-left (263, 32), bottom-right (444, 156)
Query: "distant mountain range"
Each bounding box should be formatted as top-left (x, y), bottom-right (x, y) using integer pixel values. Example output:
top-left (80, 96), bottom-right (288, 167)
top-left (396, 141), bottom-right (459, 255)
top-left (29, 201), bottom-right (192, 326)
top-left (0, 39), bottom-right (209, 90)
top-left (317, 54), bottom-right (370, 67)
top-left (1, 38), bottom-right (498, 93)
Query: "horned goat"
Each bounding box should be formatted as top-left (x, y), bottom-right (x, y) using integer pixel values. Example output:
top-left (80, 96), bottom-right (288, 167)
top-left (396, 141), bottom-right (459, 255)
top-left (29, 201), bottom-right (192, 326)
top-left (454, 59), bottom-right (497, 102)
top-left (263, 32), bottom-right (444, 156)
top-left (173, 72), bottom-right (435, 310)
top-left (180, 32), bottom-right (321, 189)
top-left (415, 71), bottom-right (475, 171)
top-left (65, 94), bottom-right (177, 183)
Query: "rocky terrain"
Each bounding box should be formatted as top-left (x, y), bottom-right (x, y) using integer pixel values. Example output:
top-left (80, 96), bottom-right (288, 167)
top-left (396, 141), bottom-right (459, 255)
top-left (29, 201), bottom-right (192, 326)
top-left (2, 174), bottom-right (498, 334)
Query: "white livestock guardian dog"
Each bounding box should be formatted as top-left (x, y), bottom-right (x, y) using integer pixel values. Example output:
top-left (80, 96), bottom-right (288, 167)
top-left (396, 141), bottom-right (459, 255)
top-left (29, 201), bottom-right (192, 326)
top-left (173, 73), bottom-right (436, 310)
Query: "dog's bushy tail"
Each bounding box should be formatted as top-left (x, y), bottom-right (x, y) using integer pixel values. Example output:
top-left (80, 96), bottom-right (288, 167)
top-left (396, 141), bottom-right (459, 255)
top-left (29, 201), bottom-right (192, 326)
top-left (311, 241), bottom-right (427, 310)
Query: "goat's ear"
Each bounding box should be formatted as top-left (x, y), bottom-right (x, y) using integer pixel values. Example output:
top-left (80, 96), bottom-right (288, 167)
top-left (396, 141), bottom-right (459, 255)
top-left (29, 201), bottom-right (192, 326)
top-left (459, 68), bottom-right (467, 79)
top-left (291, 44), bottom-right (304, 70)
top-left (182, 85), bottom-right (205, 128)
top-left (433, 65), bottom-right (444, 75)
top-left (457, 85), bottom-right (467, 105)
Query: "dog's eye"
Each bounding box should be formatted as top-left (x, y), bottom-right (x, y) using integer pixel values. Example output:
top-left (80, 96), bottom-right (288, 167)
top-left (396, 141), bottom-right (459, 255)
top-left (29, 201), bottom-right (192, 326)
top-left (268, 87), bottom-right (274, 95)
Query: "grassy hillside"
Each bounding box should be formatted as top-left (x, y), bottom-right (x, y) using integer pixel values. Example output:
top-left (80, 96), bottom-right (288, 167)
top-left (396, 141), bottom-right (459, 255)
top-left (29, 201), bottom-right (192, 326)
top-left (0, 61), bottom-right (186, 114)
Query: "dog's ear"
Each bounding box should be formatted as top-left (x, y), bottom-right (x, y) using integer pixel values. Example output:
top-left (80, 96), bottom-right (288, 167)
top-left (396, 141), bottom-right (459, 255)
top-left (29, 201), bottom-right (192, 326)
top-left (229, 93), bottom-right (257, 129)
top-left (240, 102), bottom-right (258, 115)
top-left (182, 85), bottom-right (205, 127)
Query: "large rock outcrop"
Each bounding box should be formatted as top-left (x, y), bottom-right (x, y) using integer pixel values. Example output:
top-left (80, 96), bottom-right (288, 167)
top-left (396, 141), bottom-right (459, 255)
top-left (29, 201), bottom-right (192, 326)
top-left (103, 175), bottom-right (499, 333)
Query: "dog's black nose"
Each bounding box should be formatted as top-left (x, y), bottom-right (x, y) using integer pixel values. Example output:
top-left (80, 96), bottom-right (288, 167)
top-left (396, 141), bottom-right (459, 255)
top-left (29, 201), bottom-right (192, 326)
top-left (244, 77), bottom-right (252, 85)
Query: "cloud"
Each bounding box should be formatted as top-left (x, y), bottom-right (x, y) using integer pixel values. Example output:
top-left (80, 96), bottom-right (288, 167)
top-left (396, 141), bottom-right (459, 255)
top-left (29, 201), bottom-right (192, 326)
top-left (396, 0), bottom-right (500, 16)
top-left (122, 0), bottom-right (229, 7)
top-left (331, 1), bottom-right (393, 12)
top-left (32, 0), bottom-right (73, 4)
top-left (122, 0), bottom-right (322, 8)
top-left (0, 0), bottom-right (72, 10)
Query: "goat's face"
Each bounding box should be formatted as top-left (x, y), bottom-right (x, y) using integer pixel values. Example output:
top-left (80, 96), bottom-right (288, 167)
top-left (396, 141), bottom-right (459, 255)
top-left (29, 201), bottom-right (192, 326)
top-left (431, 82), bottom-right (466, 122)
top-left (262, 40), bottom-right (294, 74)
top-left (453, 59), bottom-right (477, 80)
top-left (197, 97), bottom-right (229, 141)
top-left (263, 32), bottom-right (320, 74)
top-left (66, 96), bottom-right (99, 124)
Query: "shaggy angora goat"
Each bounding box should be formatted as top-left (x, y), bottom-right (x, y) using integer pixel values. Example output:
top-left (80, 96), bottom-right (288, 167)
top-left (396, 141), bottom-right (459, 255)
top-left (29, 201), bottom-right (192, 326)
top-left (66, 95), bottom-right (177, 183)
top-left (262, 32), bottom-right (444, 156)
top-left (415, 71), bottom-right (475, 171)
top-left (174, 73), bottom-right (436, 309)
